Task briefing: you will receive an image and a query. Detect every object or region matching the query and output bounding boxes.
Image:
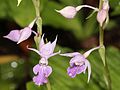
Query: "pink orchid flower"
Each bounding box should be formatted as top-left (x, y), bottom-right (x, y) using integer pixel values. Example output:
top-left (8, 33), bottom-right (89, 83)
top-left (60, 46), bottom-right (100, 82)
top-left (4, 18), bottom-right (37, 44)
top-left (56, 5), bottom-right (98, 19)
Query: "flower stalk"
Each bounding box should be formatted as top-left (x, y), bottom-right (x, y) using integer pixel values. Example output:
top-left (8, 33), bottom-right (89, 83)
top-left (32, 0), bottom-right (42, 49)
top-left (32, 0), bottom-right (51, 90)
top-left (98, 0), bottom-right (111, 90)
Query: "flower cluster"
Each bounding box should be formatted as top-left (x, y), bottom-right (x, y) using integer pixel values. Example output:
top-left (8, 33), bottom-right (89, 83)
top-left (3, 0), bottom-right (108, 87)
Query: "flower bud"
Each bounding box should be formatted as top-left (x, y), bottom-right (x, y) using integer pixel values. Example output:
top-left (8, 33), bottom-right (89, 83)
top-left (97, 9), bottom-right (107, 27)
top-left (56, 6), bottom-right (77, 19)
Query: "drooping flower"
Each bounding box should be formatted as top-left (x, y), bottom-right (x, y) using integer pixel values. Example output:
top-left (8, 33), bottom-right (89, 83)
top-left (55, 6), bottom-right (77, 19)
top-left (60, 46), bottom-right (100, 82)
top-left (56, 5), bottom-right (99, 19)
top-left (33, 58), bottom-right (52, 86)
top-left (97, 0), bottom-right (109, 26)
top-left (27, 34), bottom-right (60, 60)
top-left (3, 18), bottom-right (37, 44)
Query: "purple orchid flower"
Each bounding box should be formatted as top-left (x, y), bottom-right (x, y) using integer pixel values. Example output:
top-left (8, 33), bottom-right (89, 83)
top-left (60, 46), bottom-right (100, 82)
top-left (3, 18), bottom-right (37, 44)
top-left (27, 34), bottom-right (60, 60)
top-left (27, 34), bottom-right (60, 85)
top-left (33, 58), bottom-right (52, 86)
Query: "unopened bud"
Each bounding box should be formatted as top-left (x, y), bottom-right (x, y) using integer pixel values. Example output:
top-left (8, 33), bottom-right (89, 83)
top-left (56, 6), bottom-right (77, 19)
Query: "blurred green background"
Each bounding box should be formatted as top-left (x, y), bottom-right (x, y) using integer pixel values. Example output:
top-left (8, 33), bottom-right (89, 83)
top-left (0, 0), bottom-right (120, 90)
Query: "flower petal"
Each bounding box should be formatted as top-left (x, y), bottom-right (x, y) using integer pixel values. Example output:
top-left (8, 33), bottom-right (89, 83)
top-left (85, 60), bottom-right (91, 83)
top-left (33, 64), bottom-right (41, 74)
top-left (83, 46), bottom-right (100, 58)
top-left (39, 34), bottom-right (45, 50)
top-left (60, 52), bottom-right (80, 57)
top-left (48, 50), bottom-right (61, 58)
top-left (17, 27), bottom-right (32, 44)
top-left (76, 65), bottom-right (86, 74)
top-left (40, 42), bottom-right (53, 57)
top-left (70, 54), bottom-right (86, 66)
top-left (3, 30), bottom-right (20, 42)
top-left (51, 36), bottom-right (58, 53)
top-left (44, 66), bottom-right (52, 77)
top-left (27, 46), bottom-right (41, 55)
top-left (67, 66), bottom-right (77, 78)
top-left (56, 6), bottom-right (77, 19)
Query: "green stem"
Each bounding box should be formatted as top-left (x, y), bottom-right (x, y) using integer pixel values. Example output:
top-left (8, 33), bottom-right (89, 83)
top-left (99, 0), bottom-right (111, 90)
top-left (32, 0), bottom-right (42, 49)
top-left (32, 1), bottom-right (51, 90)
top-left (99, 26), bottom-right (111, 90)
top-left (46, 80), bottom-right (51, 90)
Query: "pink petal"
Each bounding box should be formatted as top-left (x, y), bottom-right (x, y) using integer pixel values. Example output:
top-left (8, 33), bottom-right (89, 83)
top-left (3, 30), bottom-right (20, 42)
top-left (17, 27), bottom-right (32, 44)
top-left (33, 64), bottom-right (41, 75)
top-left (40, 42), bottom-right (53, 57)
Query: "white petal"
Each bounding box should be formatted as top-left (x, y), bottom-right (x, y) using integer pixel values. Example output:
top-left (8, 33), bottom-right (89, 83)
top-left (60, 52), bottom-right (80, 57)
top-left (48, 50), bottom-right (61, 58)
top-left (27, 46), bottom-right (40, 55)
top-left (39, 34), bottom-right (45, 50)
top-left (86, 60), bottom-right (91, 83)
top-left (83, 46), bottom-right (100, 58)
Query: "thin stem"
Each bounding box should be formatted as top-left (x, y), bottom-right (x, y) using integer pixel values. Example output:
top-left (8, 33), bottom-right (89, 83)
top-left (46, 80), bottom-right (51, 90)
top-left (99, 26), bottom-right (104, 46)
top-left (32, 0), bottom-right (42, 49)
top-left (99, 0), bottom-right (111, 90)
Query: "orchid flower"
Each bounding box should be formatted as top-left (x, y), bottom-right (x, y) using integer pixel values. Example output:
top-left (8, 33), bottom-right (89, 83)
top-left (28, 34), bottom-right (60, 85)
top-left (27, 34), bottom-right (60, 60)
top-left (97, 0), bottom-right (109, 26)
top-left (60, 46), bottom-right (100, 82)
top-left (4, 18), bottom-right (37, 44)
top-left (56, 5), bottom-right (99, 19)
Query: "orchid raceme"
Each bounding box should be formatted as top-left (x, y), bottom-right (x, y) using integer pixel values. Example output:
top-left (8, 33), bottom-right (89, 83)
top-left (56, 5), bottom-right (99, 19)
top-left (4, 18), bottom-right (37, 44)
top-left (60, 46), bottom-right (100, 82)
top-left (97, 0), bottom-right (109, 27)
top-left (27, 34), bottom-right (60, 60)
